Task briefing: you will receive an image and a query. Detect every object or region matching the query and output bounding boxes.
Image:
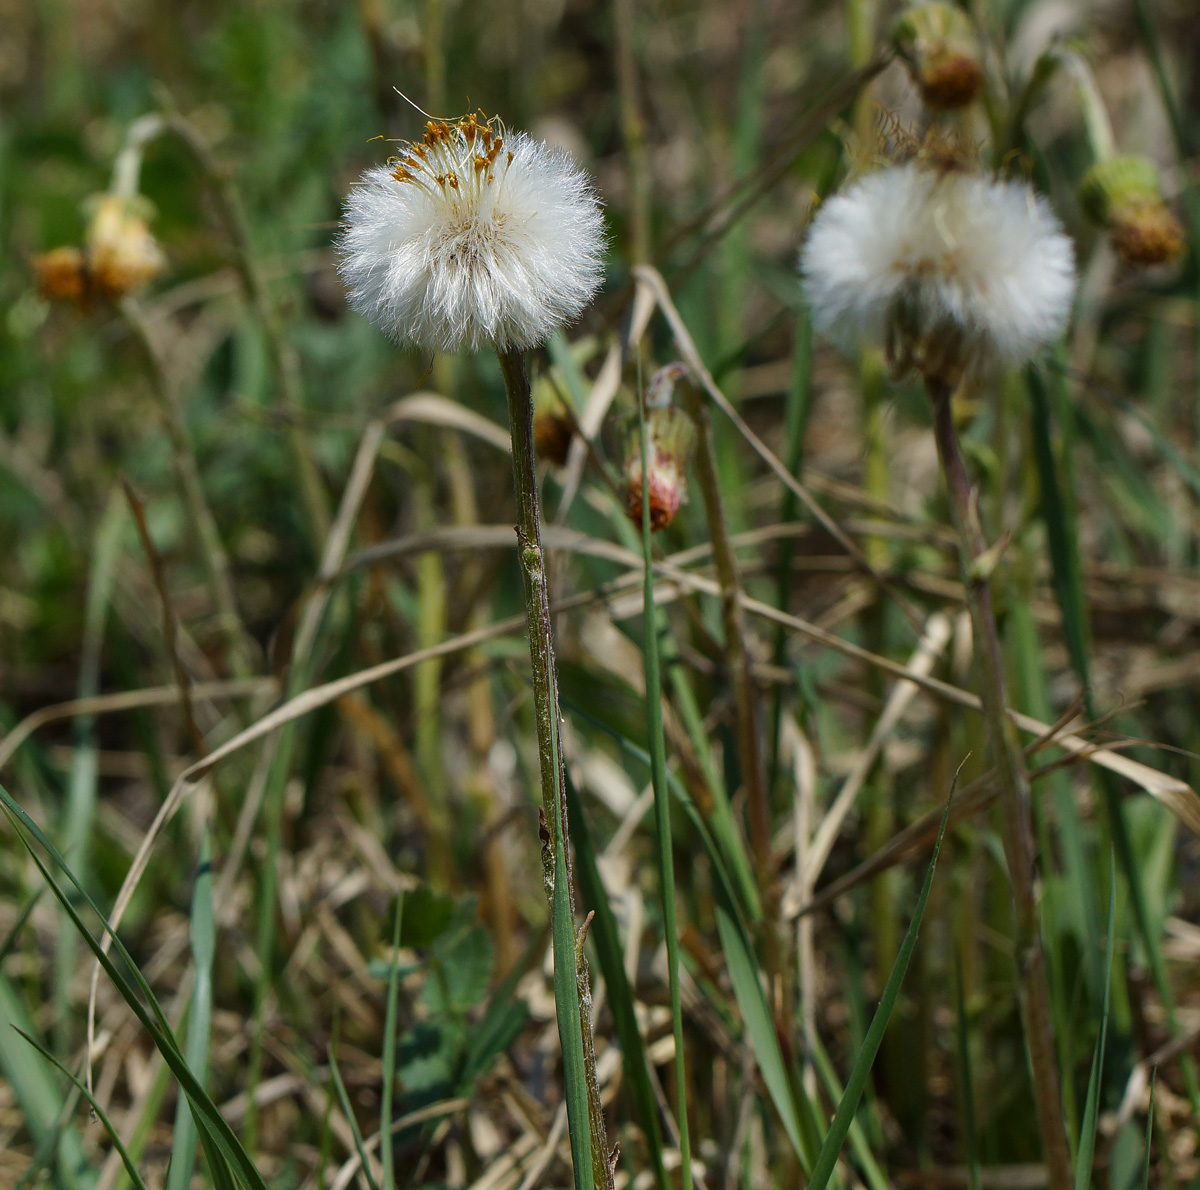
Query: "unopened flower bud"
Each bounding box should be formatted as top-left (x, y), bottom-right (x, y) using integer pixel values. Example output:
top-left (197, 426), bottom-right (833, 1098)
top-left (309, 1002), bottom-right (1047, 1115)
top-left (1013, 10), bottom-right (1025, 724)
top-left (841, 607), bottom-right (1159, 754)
top-left (623, 367), bottom-right (695, 531)
top-left (892, 3), bottom-right (984, 111)
top-left (83, 193), bottom-right (167, 299)
top-left (1080, 155), bottom-right (1185, 267)
top-left (32, 246), bottom-right (88, 303)
top-left (532, 376), bottom-right (574, 466)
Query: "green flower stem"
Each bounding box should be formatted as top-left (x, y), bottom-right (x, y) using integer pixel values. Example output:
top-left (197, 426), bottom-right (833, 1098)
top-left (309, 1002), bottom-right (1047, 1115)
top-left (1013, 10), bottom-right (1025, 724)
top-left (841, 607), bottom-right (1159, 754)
top-left (638, 396), bottom-right (693, 1190)
top-left (1059, 49), bottom-right (1116, 163)
top-left (928, 379), bottom-right (1072, 1190)
top-left (496, 346), bottom-right (612, 1190)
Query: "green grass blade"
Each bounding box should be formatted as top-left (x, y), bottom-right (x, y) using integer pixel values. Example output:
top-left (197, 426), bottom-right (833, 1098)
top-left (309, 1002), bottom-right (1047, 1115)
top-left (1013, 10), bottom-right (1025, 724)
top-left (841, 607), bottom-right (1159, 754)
top-left (0, 785), bottom-right (269, 1190)
top-left (599, 496), bottom-right (759, 923)
top-left (953, 953), bottom-right (980, 1190)
top-left (1027, 365), bottom-right (1090, 686)
top-left (0, 888), bottom-right (44, 966)
top-left (15, 1027), bottom-right (149, 1190)
top-left (638, 389), bottom-right (693, 1190)
top-left (810, 1031), bottom-right (888, 1190)
top-left (166, 827), bottom-right (216, 1190)
top-left (245, 719), bottom-right (299, 1150)
top-left (1031, 362), bottom-right (1200, 1115)
top-left (565, 772), bottom-right (668, 1190)
top-left (663, 651), bottom-right (760, 922)
top-left (0, 787), bottom-right (180, 1044)
top-left (715, 897), bottom-right (817, 1169)
top-left (770, 305), bottom-right (814, 788)
top-left (380, 890), bottom-right (404, 1190)
top-left (2, 974), bottom-right (93, 1190)
top-left (328, 1045), bottom-right (382, 1190)
top-left (561, 702), bottom-right (820, 1167)
top-left (56, 493), bottom-right (125, 1052)
top-left (1075, 854), bottom-right (1118, 1190)
top-left (806, 780), bottom-right (955, 1190)
top-left (1139, 1071), bottom-right (1155, 1190)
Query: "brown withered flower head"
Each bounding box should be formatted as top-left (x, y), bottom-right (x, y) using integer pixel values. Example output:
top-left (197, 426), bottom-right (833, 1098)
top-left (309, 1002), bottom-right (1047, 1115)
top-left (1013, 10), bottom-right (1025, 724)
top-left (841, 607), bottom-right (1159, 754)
top-left (892, 3), bottom-right (985, 112)
top-left (1080, 156), bottom-right (1185, 268)
top-left (33, 193), bottom-right (166, 307)
top-left (532, 373), bottom-right (575, 466)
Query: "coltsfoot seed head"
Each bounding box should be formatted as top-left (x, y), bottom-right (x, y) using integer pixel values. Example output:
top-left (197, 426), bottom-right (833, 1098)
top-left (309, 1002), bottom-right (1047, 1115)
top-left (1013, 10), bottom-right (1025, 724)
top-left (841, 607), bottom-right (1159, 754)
top-left (1080, 155), bottom-right (1185, 268)
top-left (892, 3), bottom-right (984, 111)
top-left (338, 112), bottom-right (606, 353)
top-left (799, 162), bottom-right (1076, 387)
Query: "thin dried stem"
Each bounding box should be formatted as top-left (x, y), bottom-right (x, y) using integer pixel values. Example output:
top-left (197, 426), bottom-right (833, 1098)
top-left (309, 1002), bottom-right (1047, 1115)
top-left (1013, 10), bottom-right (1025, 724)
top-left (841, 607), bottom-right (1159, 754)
top-left (927, 378), bottom-right (1072, 1190)
top-left (684, 383), bottom-right (771, 890)
top-left (119, 296), bottom-right (258, 680)
top-left (152, 111), bottom-right (332, 542)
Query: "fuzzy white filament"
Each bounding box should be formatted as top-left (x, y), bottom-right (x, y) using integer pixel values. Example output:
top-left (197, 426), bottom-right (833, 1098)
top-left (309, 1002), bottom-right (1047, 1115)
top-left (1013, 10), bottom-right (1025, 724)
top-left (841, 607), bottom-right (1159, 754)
top-left (339, 114), bottom-right (605, 353)
top-left (800, 163), bottom-right (1075, 375)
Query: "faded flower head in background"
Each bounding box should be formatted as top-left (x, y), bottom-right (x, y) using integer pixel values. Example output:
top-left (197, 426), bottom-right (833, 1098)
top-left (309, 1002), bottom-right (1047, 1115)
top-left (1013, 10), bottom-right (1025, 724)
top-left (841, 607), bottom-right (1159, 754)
top-left (799, 157), bottom-right (1076, 387)
top-left (338, 112), bottom-right (606, 354)
top-left (1081, 154), bottom-right (1185, 268)
top-left (891, 2), bottom-right (985, 111)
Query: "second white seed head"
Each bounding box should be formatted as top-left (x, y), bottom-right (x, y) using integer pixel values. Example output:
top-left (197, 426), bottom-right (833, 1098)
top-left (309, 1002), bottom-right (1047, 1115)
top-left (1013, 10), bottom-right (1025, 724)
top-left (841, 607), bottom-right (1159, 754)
top-left (799, 162), bottom-right (1076, 382)
top-left (339, 113), bottom-right (606, 354)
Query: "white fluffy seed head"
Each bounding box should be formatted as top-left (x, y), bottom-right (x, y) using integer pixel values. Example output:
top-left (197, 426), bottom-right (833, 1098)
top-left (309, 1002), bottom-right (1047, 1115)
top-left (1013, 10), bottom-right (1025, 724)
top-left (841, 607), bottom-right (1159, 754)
top-left (799, 162), bottom-right (1076, 383)
top-left (338, 113), bottom-right (606, 353)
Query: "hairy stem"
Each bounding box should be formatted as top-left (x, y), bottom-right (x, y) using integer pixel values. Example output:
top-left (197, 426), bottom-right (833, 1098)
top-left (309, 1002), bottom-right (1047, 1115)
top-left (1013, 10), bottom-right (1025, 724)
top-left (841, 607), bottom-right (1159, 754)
top-left (928, 380), bottom-right (1071, 1190)
top-left (497, 347), bottom-right (612, 1190)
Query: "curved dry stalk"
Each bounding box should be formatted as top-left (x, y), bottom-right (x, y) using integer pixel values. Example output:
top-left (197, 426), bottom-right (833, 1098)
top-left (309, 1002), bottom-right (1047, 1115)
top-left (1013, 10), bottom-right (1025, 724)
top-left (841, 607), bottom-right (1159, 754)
top-left (25, 503), bottom-right (1197, 1092)
top-left (83, 406), bottom-right (384, 1095)
top-left (632, 265), bottom-right (925, 632)
top-left (10, 534), bottom-right (1197, 837)
top-left (381, 392), bottom-right (514, 454)
top-left (0, 679), bottom-right (275, 772)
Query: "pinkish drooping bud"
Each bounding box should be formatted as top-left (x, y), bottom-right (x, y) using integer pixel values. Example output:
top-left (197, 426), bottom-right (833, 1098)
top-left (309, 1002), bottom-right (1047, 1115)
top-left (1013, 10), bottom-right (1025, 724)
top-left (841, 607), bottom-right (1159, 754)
top-left (623, 364), bottom-right (695, 531)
